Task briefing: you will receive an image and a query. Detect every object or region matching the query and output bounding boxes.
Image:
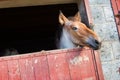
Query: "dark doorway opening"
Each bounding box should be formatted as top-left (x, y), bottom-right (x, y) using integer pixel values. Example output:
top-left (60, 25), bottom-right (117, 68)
top-left (0, 3), bottom-right (78, 55)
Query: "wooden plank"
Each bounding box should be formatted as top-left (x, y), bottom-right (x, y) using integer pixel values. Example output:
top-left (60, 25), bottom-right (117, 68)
top-left (19, 58), bottom-right (35, 80)
top-left (0, 0), bottom-right (8, 1)
top-left (66, 49), bottom-right (97, 80)
top-left (7, 60), bottom-right (21, 80)
top-left (32, 56), bottom-right (50, 80)
top-left (111, 0), bottom-right (119, 17)
top-left (111, 0), bottom-right (120, 36)
top-left (116, 0), bottom-right (120, 10)
top-left (84, 0), bottom-right (94, 26)
top-left (47, 53), bottom-right (71, 80)
top-left (0, 48), bottom-right (104, 80)
top-left (80, 49), bottom-right (96, 80)
top-left (66, 49), bottom-right (82, 80)
top-left (94, 51), bottom-right (104, 80)
top-left (0, 61), bottom-right (8, 80)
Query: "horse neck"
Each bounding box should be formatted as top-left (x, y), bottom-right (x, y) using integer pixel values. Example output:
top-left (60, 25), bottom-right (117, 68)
top-left (58, 28), bottom-right (76, 49)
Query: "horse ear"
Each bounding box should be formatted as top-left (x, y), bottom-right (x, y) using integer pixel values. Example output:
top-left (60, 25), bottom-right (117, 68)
top-left (74, 12), bottom-right (81, 21)
top-left (59, 11), bottom-right (69, 25)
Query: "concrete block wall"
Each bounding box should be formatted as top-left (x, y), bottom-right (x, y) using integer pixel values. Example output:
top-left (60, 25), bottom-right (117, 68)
top-left (89, 0), bottom-right (120, 80)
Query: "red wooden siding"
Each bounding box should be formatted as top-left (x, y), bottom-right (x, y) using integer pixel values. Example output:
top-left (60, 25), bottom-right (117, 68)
top-left (84, 0), bottom-right (94, 26)
top-left (93, 51), bottom-right (104, 80)
top-left (0, 61), bottom-right (8, 80)
top-left (66, 49), bottom-right (97, 80)
top-left (0, 48), bottom-right (104, 80)
top-left (33, 56), bottom-right (50, 80)
top-left (8, 60), bottom-right (21, 80)
top-left (111, 0), bottom-right (120, 36)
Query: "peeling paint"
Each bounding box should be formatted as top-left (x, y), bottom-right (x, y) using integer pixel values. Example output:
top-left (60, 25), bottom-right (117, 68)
top-left (34, 59), bottom-right (38, 64)
top-left (70, 56), bottom-right (89, 65)
top-left (25, 60), bottom-right (29, 65)
top-left (56, 64), bottom-right (58, 68)
top-left (54, 55), bottom-right (57, 60)
top-left (83, 55), bottom-right (89, 62)
top-left (84, 77), bottom-right (94, 80)
top-left (70, 56), bottom-right (82, 65)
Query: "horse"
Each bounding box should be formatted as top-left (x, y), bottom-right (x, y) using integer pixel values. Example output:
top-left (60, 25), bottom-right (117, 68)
top-left (57, 11), bottom-right (101, 50)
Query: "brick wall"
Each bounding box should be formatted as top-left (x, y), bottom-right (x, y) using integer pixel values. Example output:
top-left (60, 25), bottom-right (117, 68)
top-left (88, 0), bottom-right (120, 80)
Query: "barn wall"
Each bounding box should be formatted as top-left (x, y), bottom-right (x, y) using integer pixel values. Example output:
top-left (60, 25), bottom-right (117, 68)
top-left (87, 0), bottom-right (120, 80)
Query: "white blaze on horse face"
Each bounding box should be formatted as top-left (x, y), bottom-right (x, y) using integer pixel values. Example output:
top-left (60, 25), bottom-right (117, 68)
top-left (59, 28), bottom-right (76, 49)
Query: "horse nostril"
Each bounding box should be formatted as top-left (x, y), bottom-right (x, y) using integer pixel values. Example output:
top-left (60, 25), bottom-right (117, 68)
top-left (86, 37), bottom-right (101, 50)
top-left (95, 40), bottom-right (99, 45)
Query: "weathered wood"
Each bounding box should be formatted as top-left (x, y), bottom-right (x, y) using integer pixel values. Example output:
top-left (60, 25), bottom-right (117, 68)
top-left (19, 58), bottom-right (35, 80)
top-left (47, 53), bottom-right (71, 80)
top-left (94, 51), bottom-right (104, 80)
top-left (33, 56), bottom-right (50, 80)
top-left (79, 50), bottom-right (96, 80)
top-left (66, 49), bottom-right (97, 80)
top-left (7, 60), bottom-right (21, 80)
top-left (66, 49), bottom-right (82, 80)
top-left (0, 48), bottom-right (104, 80)
top-left (0, 61), bottom-right (8, 80)
top-left (111, 0), bottom-right (120, 36)
top-left (116, 0), bottom-right (120, 10)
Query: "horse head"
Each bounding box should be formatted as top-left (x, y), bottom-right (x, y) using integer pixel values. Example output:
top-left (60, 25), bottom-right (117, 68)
top-left (58, 11), bottom-right (101, 50)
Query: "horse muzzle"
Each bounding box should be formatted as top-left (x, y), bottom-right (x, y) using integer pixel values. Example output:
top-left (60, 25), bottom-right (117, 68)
top-left (86, 36), bottom-right (101, 50)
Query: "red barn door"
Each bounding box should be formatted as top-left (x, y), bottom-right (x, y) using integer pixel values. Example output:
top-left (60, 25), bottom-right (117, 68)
top-left (0, 48), bottom-right (104, 80)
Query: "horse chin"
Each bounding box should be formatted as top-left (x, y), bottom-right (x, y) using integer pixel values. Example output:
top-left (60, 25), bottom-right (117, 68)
top-left (73, 43), bottom-right (84, 48)
top-left (71, 40), bottom-right (80, 45)
top-left (89, 45), bottom-right (101, 50)
top-left (76, 43), bottom-right (101, 50)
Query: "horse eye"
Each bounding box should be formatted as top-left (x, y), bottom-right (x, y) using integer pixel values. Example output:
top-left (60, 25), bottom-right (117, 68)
top-left (72, 27), bottom-right (78, 31)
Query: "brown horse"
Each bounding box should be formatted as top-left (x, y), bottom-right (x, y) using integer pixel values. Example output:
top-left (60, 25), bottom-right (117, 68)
top-left (57, 11), bottom-right (101, 50)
